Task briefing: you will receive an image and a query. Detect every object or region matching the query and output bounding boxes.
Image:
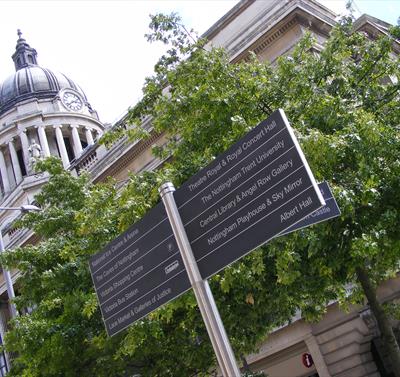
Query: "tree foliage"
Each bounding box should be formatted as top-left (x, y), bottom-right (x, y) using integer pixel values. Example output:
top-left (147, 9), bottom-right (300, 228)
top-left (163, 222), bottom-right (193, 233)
top-left (1, 13), bottom-right (400, 376)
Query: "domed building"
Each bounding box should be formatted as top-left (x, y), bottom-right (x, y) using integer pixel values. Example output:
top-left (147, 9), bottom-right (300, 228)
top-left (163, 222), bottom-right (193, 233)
top-left (0, 31), bottom-right (104, 196)
top-left (0, 32), bottom-right (106, 372)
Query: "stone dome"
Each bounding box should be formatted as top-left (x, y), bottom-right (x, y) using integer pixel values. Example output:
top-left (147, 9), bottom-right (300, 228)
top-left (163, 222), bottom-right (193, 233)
top-left (0, 66), bottom-right (88, 116)
top-left (0, 30), bottom-right (88, 117)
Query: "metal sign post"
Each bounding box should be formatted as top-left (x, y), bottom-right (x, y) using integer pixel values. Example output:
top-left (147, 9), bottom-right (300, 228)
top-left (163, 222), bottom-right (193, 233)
top-left (159, 182), bottom-right (241, 377)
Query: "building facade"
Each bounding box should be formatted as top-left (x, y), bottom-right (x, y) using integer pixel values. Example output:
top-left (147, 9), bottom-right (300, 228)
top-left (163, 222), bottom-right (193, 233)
top-left (0, 1), bottom-right (398, 376)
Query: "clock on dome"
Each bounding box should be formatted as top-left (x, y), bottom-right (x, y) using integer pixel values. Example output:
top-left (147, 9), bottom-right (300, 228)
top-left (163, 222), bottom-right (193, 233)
top-left (60, 89), bottom-right (83, 111)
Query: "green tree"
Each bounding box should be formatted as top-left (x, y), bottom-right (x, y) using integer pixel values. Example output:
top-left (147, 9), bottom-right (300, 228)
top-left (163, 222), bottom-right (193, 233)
top-left (122, 13), bottom-right (400, 374)
top-left (0, 158), bottom-right (137, 376)
top-left (1, 13), bottom-right (399, 376)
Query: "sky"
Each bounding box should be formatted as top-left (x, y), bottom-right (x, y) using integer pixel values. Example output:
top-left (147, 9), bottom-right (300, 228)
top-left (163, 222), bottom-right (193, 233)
top-left (0, 0), bottom-right (399, 124)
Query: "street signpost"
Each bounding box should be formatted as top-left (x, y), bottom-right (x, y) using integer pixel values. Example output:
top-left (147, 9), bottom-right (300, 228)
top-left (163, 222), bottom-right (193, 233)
top-left (89, 109), bottom-right (339, 376)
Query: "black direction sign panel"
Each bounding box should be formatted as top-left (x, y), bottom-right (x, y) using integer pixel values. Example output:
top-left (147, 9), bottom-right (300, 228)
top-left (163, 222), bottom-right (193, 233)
top-left (279, 181), bottom-right (341, 236)
top-left (90, 109), bottom-right (326, 336)
top-left (174, 109), bottom-right (325, 279)
top-left (89, 203), bottom-right (190, 336)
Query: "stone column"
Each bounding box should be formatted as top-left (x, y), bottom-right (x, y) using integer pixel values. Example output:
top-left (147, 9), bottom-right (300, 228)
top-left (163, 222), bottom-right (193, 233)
top-left (8, 139), bottom-right (22, 184)
top-left (305, 336), bottom-right (331, 377)
top-left (85, 127), bottom-right (94, 146)
top-left (18, 129), bottom-right (30, 172)
top-left (36, 125), bottom-right (50, 157)
top-left (0, 148), bottom-right (10, 193)
top-left (53, 125), bottom-right (69, 168)
top-left (70, 125), bottom-right (83, 157)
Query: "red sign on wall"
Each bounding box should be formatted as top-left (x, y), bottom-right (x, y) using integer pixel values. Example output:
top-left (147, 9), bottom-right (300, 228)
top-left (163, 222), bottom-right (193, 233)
top-left (302, 353), bottom-right (314, 368)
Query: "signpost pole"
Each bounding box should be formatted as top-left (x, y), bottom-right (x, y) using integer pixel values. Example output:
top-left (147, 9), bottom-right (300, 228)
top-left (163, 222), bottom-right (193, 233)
top-left (159, 182), bottom-right (241, 377)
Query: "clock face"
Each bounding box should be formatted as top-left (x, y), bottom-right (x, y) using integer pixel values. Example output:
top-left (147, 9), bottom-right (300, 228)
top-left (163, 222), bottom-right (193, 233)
top-left (62, 91), bottom-right (83, 111)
